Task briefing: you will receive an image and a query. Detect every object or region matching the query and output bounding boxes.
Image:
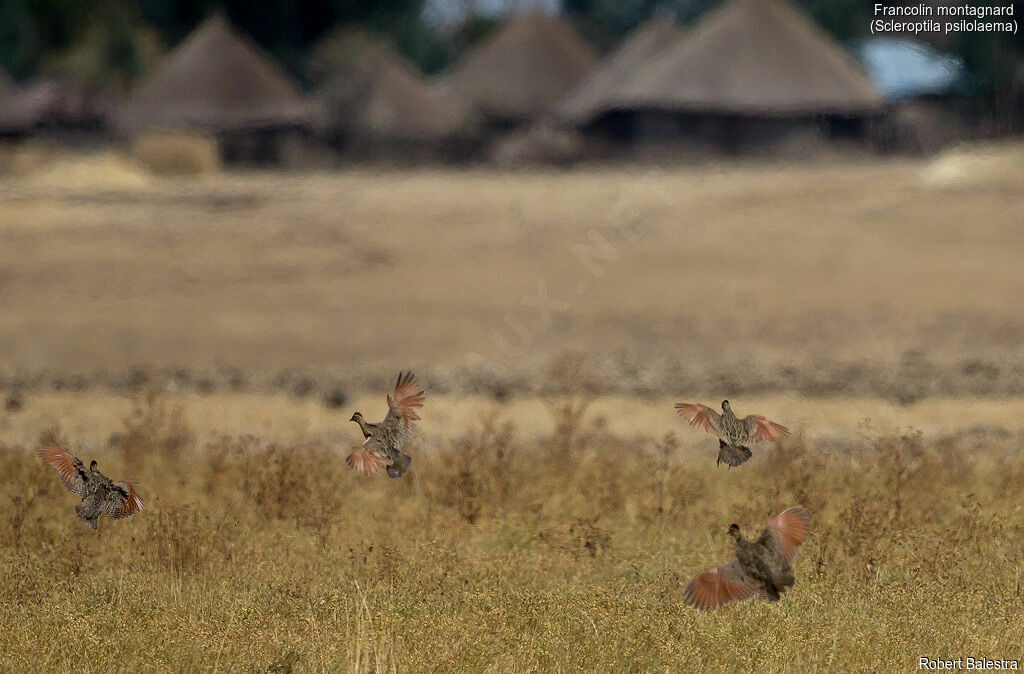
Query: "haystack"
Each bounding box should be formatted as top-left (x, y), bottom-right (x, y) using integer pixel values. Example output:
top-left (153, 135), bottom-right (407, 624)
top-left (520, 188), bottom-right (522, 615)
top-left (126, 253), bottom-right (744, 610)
top-left (318, 45), bottom-right (470, 142)
top-left (625, 0), bottom-right (882, 116)
top-left (921, 142), bottom-right (1024, 188)
top-left (557, 18), bottom-right (682, 125)
top-left (15, 150), bottom-right (152, 191)
top-left (120, 15), bottom-right (318, 134)
top-left (131, 129), bottom-right (221, 175)
top-left (444, 13), bottom-right (598, 124)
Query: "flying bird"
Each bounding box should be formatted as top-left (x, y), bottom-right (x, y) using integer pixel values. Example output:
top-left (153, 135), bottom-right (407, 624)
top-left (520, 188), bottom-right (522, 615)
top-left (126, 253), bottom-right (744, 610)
top-left (39, 445), bottom-right (144, 529)
top-left (683, 506), bottom-right (810, 610)
top-left (675, 400), bottom-right (789, 467)
top-left (347, 371), bottom-right (424, 479)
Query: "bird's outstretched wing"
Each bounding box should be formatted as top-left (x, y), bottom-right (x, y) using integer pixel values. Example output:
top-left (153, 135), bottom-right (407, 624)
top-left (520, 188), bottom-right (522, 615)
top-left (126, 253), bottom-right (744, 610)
top-left (383, 371), bottom-right (425, 429)
top-left (682, 558), bottom-right (759, 609)
top-left (741, 415), bottom-right (790, 443)
top-left (759, 506), bottom-right (810, 563)
top-left (106, 481), bottom-right (144, 519)
top-left (39, 445), bottom-right (88, 497)
top-left (347, 444), bottom-right (388, 476)
top-left (675, 403), bottom-right (723, 438)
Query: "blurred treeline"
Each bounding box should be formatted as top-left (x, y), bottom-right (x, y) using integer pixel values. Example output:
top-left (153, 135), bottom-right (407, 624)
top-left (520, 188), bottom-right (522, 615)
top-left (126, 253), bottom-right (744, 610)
top-left (1, 0), bottom-right (1021, 113)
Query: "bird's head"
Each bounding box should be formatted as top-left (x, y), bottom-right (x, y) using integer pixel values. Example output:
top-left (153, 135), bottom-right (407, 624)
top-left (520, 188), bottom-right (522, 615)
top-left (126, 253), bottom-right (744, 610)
top-left (721, 400), bottom-right (731, 411)
top-left (89, 460), bottom-right (98, 471)
top-left (350, 412), bottom-right (369, 431)
top-left (727, 523), bottom-right (741, 540)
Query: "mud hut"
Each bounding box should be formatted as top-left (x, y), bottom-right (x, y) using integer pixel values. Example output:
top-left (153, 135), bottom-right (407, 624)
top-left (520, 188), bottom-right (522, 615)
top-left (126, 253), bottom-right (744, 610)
top-left (443, 13), bottom-right (598, 128)
top-left (317, 43), bottom-right (474, 160)
top-left (618, 0), bottom-right (883, 150)
top-left (556, 18), bottom-right (682, 139)
top-left (119, 15), bottom-right (320, 164)
top-left (17, 78), bottom-right (111, 137)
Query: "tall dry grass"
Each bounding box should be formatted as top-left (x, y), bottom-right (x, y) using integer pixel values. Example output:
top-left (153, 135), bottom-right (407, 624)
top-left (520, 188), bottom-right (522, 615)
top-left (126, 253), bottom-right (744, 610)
top-left (1, 390), bottom-right (1022, 671)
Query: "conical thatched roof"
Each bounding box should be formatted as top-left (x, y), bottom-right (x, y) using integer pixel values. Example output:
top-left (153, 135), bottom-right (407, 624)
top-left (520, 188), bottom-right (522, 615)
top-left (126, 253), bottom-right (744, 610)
top-left (318, 45), bottom-right (470, 141)
top-left (444, 13), bottom-right (598, 123)
top-left (625, 0), bottom-right (882, 115)
top-left (121, 15), bottom-right (317, 132)
top-left (0, 71), bottom-right (37, 131)
top-left (557, 18), bottom-right (683, 125)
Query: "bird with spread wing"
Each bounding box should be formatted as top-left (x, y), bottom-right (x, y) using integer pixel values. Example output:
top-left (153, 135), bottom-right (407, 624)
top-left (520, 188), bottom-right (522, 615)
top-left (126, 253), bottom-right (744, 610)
top-left (347, 371), bottom-right (425, 479)
top-left (675, 399), bottom-right (789, 467)
top-left (683, 506), bottom-right (810, 609)
top-left (39, 445), bottom-right (144, 529)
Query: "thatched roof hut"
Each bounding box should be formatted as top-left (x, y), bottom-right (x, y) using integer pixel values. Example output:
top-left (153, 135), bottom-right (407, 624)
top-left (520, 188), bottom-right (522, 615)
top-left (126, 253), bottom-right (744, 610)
top-left (318, 45), bottom-right (471, 143)
top-left (444, 13), bottom-right (598, 125)
top-left (120, 15), bottom-right (318, 134)
top-left (624, 0), bottom-right (882, 116)
top-left (0, 71), bottom-right (37, 133)
top-left (557, 18), bottom-right (682, 126)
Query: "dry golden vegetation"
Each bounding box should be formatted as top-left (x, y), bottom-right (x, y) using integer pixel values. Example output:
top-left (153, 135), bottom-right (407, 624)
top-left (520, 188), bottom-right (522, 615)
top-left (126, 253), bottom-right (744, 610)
top-left (0, 389), bottom-right (1022, 671)
top-left (1, 151), bottom-right (1023, 670)
top-left (0, 152), bottom-right (1022, 398)
top-left (6, 389), bottom-right (1024, 453)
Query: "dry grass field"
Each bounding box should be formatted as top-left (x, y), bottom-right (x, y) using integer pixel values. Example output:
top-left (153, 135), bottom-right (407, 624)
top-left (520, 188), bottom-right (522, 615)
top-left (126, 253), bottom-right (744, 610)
top-left (1, 391), bottom-right (1023, 671)
top-left (1, 148), bottom-right (1023, 671)
top-left (0, 149), bottom-right (1022, 396)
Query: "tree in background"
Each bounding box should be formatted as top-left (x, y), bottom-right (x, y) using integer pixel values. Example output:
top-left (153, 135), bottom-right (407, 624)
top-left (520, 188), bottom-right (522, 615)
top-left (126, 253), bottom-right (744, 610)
top-left (0, 0), bottom-right (91, 79)
top-left (952, 31), bottom-right (1023, 133)
top-left (136, 0), bottom-right (451, 78)
top-left (41, 0), bottom-right (163, 90)
top-left (0, 0), bottom-right (451, 82)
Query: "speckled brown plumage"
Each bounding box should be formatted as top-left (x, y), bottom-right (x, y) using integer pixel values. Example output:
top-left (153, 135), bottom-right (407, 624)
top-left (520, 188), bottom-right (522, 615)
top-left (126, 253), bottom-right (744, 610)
top-left (675, 400), bottom-right (790, 467)
top-left (683, 506), bottom-right (810, 610)
top-left (346, 371), bottom-right (424, 479)
top-left (39, 446), bottom-right (144, 529)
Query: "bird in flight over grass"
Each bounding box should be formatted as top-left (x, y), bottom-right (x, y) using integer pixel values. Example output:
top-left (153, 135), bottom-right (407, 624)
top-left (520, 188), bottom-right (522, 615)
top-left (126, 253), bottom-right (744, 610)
top-left (683, 506), bottom-right (809, 610)
top-left (674, 400), bottom-right (789, 467)
top-left (39, 445), bottom-right (144, 529)
top-left (347, 371), bottom-right (425, 479)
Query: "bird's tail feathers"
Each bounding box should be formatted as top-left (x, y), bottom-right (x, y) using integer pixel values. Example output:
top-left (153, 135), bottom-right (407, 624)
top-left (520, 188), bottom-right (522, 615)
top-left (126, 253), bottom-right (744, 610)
top-left (386, 453), bottom-right (412, 479)
top-left (717, 441), bottom-right (753, 467)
